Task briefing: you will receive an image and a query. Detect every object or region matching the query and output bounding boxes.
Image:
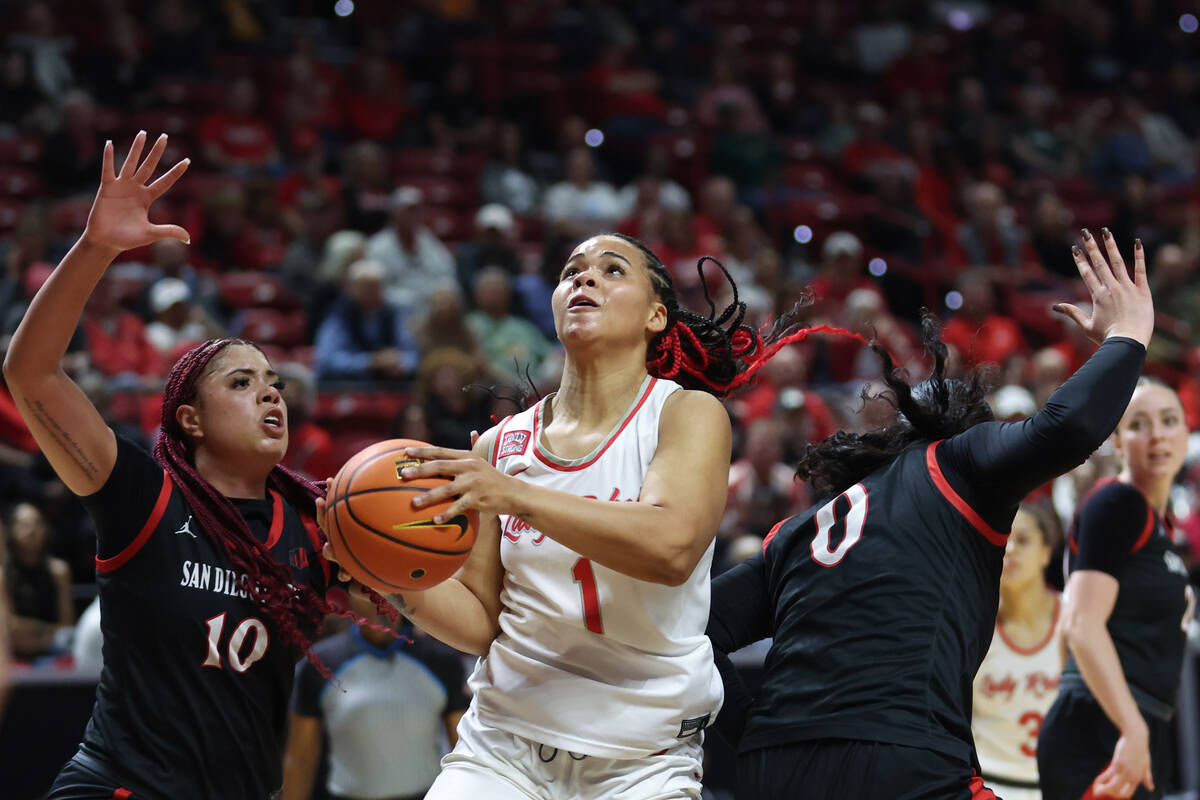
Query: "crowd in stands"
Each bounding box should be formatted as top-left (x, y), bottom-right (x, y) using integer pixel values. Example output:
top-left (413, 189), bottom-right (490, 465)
top-left (1, 0), bottom-right (1200, 669)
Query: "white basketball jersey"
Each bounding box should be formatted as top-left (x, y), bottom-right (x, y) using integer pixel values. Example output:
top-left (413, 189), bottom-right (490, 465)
top-left (971, 596), bottom-right (1062, 787)
top-left (470, 375), bottom-right (723, 758)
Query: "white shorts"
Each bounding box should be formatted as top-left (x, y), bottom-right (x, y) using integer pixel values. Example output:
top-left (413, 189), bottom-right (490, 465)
top-left (425, 705), bottom-right (705, 800)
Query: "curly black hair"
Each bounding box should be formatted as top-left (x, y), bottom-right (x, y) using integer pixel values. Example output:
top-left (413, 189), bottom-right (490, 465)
top-left (795, 314), bottom-right (996, 496)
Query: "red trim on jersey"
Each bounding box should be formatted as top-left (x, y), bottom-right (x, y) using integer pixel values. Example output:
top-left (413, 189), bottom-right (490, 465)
top-left (263, 489), bottom-right (284, 549)
top-left (95, 470), bottom-right (173, 573)
top-left (111, 790), bottom-right (132, 800)
top-left (762, 515), bottom-right (794, 551)
top-left (1129, 501), bottom-right (1156, 554)
top-left (925, 442), bottom-right (1008, 547)
top-left (969, 773), bottom-right (997, 799)
top-left (532, 378), bottom-right (658, 472)
top-left (997, 592), bottom-right (1060, 655)
top-left (490, 415), bottom-right (514, 467)
top-left (300, 513), bottom-right (330, 585)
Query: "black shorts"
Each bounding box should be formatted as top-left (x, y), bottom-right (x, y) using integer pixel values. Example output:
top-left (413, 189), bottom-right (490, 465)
top-left (1038, 689), bottom-right (1174, 800)
top-left (736, 739), bottom-right (998, 800)
top-left (47, 751), bottom-right (136, 800)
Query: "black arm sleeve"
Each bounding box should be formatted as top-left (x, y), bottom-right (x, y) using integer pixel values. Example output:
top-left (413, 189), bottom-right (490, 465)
top-left (78, 434), bottom-right (168, 561)
top-left (1074, 483), bottom-right (1150, 577)
top-left (938, 337), bottom-right (1145, 528)
top-left (707, 551), bottom-right (773, 655)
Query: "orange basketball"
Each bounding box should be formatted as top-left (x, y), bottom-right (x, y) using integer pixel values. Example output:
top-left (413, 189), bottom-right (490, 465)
top-left (326, 439), bottom-right (478, 592)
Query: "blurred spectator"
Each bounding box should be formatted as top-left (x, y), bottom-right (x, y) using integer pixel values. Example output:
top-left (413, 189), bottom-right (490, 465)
top-left (1008, 83), bottom-right (1070, 178)
top-left (276, 133), bottom-right (342, 237)
top-left (277, 189), bottom-right (342, 312)
top-left (413, 287), bottom-right (484, 368)
top-left (826, 287), bottom-right (919, 384)
top-left (137, 238), bottom-right (221, 320)
top-left (7, 1), bottom-right (74, 104)
top-left (708, 101), bottom-right (783, 198)
top-left (1027, 192), bottom-right (1077, 280)
top-left (694, 175), bottom-right (738, 241)
top-left (954, 182), bottom-right (1029, 272)
top-left (1088, 103), bottom-right (1152, 192)
top-left (314, 258), bottom-right (419, 385)
top-left (4, 501), bottom-right (73, 660)
top-left (753, 50), bottom-right (804, 134)
top-left (696, 54), bottom-right (767, 133)
top-left (722, 418), bottom-right (810, 541)
top-left (144, 278), bottom-right (223, 359)
top-left (416, 347), bottom-right (493, 449)
top-left (989, 384), bottom-right (1038, 422)
top-left (426, 58), bottom-right (492, 151)
top-left (283, 594), bottom-right (467, 800)
top-left (41, 90), bottom-right (103, 197)
top-left (941, 269), bottom-right (1028, 374)
top-left (345, 54), bottom-right (412, 144)
top-left (145, 0), bottom-right (208, 76)
top-left (277, 362), bottom-right (336, 483)
top-left (585, 44), bottom-right (668, 131)
top-left (481, 122), bottom-right (540, 216)
top-left (615, 144), bottom-right (691, 227)
top-left (273, 31), bottom-right (344, 139)
top-left (465, 267), bottom-right (552, 384)
top-left (729, 345), bottom-right (837, 453)
top-left (457, 204), bottom-right (521, 290)
top-left (808, 231), bottom-right (883, 319)
top-left (199, 76), bottom-right (281, 172)
top-left (0, 47), bottom-right (51, 134)
top-left (81, 274), bottom-right (163, 388)
top-left (543, 147), bottom-right (623, 239)
top-left (196, 186), bottom-right (265, 271)
top-left (841, 102), bottom-right (907, 186)
top-left (81, 15), bottom-right (152, 109)
top-left (1151, 243), bottom-right (1200, 335)
top-left (1029, 346), bottom-right (1071, 410)
top-left (365, 186), bottom-right (457, 311)
top-left (342, 141), bottom-right (393, 234)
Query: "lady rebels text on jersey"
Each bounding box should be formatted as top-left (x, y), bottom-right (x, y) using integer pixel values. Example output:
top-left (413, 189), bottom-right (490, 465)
top-left (477, 376), bottom-right (723, 758)
top-left (76, 436), bottom-right (328, 798)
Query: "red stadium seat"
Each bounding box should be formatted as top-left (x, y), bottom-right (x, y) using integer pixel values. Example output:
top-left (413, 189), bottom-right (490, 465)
top-left (217, 272), bottom-right (300, 310)
top-left (393, 149), bottom-right (486, 181)
top-left (238, 309), bottom-right (307, 348)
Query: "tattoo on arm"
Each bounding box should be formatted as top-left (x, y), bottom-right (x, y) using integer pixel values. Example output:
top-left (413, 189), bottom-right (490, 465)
top-left (21, 396), bottom-right (99, 480)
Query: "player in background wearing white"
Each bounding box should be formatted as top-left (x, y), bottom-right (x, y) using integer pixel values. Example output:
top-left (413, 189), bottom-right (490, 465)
top-left (318, 233), bottom-right (832, 799)
top-left (972, 503), bottom-right (1063, 799)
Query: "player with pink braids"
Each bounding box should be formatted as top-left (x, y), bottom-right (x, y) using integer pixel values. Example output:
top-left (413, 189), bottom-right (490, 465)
top-left (5, 133), bottom-right (336, 799)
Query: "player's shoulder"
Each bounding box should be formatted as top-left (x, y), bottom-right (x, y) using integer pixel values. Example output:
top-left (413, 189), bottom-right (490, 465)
top-left (1080, 479), bottom-right (1148, 518)
top-left (660, 388), bottom-right (730, 436)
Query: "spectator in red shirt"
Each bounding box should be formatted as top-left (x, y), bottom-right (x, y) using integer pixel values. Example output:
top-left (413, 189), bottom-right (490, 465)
top-left (345, 54), bottom-right (411, 144)
top-left (722, 418), bottom-right (811, 541)
top-left (841, 102), bottom-right (908, 186)
top-left (80, 274), bottom-right (163, 387)
top-left (198, 76), bottom-right (281, 172)
top-left (942, 268), bottom-right (1028, 375)
top-left (808, 231), bottom-right (885, 320)
top-left (277, 362), bottom-right (337, 483)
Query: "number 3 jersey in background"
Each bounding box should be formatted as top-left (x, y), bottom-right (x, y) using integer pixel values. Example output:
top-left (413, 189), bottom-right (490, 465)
top-left (971, 597), bottom-right (1062, 797)
top-left (478, 375), bottom-right (723, 758)
top-left (74, 435), bottom-right (328, 799)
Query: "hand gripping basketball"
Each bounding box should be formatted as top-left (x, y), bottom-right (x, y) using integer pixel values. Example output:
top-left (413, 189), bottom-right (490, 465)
top-left (323, 439), bottom-right (479, 592)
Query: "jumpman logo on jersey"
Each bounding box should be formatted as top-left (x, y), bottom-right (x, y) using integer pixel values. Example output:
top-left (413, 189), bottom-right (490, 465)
top-left (175, 516), bottom-right (197, 539)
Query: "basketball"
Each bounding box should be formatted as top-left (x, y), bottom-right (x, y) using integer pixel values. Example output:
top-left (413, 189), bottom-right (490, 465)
top-left (326, 439), bottom-right (478, 592)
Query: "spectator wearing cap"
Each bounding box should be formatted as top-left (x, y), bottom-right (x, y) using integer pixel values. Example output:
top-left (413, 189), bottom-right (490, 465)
top-left (139, 239), bottom-right (221, 321)
top-left (542, 147), bottom-right (623, 239)
top-left (808, 231), bottom-right (885, 320)
top-left (456, 204), bottom-right (521, 290)
top-left (144, 277), bottom-right (223, 359)
top-left (313, 258), bottom-right (420, 386)
top-left (465, 266), bottom-right (553, 385)
top-left (989, 384), bottom-right (1038, 422)
top-left (364, 186), bottom-right (457, 312)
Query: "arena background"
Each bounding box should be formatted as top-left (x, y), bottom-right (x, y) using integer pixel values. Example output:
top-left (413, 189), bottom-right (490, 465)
top-left (0, 0), bottom-right (1197, 797)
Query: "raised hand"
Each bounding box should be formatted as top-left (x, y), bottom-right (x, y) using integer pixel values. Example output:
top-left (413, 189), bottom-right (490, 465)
top-left (83, 131), bottom-right (191, 257)
top-left (1053, 229), bottom-right (1154, 348)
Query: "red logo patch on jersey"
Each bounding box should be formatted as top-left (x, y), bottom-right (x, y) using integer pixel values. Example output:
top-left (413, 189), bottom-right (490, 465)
top-left (498, 430), bottom-right (531, 459)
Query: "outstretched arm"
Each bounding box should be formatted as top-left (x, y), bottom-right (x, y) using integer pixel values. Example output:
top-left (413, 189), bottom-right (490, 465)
top-left (2, 132), bottom-right (190, 495)
top-left (940, 232), bottom-right (1152, 521)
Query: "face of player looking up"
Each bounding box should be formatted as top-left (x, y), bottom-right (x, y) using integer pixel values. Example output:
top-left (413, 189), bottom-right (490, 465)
top-left (176, 344), bottom-right (289, 470)
top-left (999, 509), bottom-right (1051, 594)
top-left (551, 234), bottom-right (668, 353)
top-left (1113, 383), bottom-right (1188, 490)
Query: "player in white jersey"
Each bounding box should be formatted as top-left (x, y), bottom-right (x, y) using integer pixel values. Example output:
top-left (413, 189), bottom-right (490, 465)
top-left (318, 233), bottom-right (826, 799)
top-left (972, 504), bottom-right (1063, 799)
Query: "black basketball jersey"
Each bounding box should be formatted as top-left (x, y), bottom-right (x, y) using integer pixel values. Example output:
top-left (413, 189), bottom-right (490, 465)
top-left (1062, 479), bottom-right (1192, 713)
top-left (75, 435), bottom-right (328, 799)
top-left (709, 337), bottom-right (1147, 769)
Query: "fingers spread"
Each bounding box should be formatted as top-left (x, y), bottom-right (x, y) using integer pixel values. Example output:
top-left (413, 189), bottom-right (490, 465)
top-left (149, 223), bottom-right (191, 245)
top-left (133, 133), bottom-right (169, 185)
top-left (1100, 227), bottom-right (1131, 284)
top-left (1081, 228), bottom-right (1117, 288)
top-left (101, 140), bottom-right (115, 183)
top-left (148, 158), bottom-right (190, 201)
top-left (1072, 244), bottom-right (1105, 297)
top-left (1132, 238), bottom-right (1148, 287)
top-left (1052, 302), bottom-right (1089, 330)
top-left (119, 131), bottom-right (147, 180)
top-left (405, 445), bottom-right (472, 461)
